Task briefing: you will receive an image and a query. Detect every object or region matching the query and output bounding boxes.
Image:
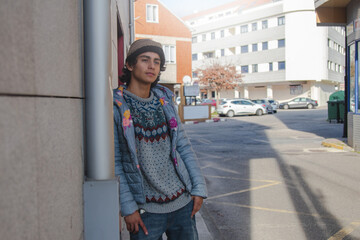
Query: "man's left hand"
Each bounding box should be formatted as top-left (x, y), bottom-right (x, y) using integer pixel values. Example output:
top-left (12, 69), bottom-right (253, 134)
top-left (191, 196), bottom-right (203, 218)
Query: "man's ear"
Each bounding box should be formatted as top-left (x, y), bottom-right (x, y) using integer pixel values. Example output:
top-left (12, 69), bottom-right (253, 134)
top-left (126, 62), bottom-right (133, 71)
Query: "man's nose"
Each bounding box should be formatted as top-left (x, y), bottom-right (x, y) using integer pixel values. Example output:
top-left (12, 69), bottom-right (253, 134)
top-left (148, 61), bottom-right (155, 69)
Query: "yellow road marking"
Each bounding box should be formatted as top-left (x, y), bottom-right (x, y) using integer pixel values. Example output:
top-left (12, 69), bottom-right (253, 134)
top-left (207, 181), bottom-right (281, 200)
top-left (328, 222), bottom-right (360, 240)
top-left (205, 175), bottom-right (279, 183)
top-left (206, 201), bottom-right (360, 223)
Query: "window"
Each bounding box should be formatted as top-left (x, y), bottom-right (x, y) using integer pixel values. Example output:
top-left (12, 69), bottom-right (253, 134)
top-left (192, 72), bottom-right (198, 78)
top-left (220, 30), bottom-right (225, 38)
top-left (290, 85), bottom-right (303, 95)
top-left (146, 4), bottom-right (159, 23)
top-left (192, 53), bottom-right (198, 61)
top-left (192, 36), bottom-right (197, 43)
top-left (203, 52), bottom-right (214, 58)
top-left (252, 64), bottom-right (258, 73)
top-left (211, 91), bottom-right (215, 98)
top-left (350, 43), bottom-right (355, 112)
top-left (241, 65), bottom-right (249, 73)
top-left (278, 39), bottom-right (285, 48)
top-left (252, 43), bottom-right (258, 52)
top-left (279, 61), bottom-right (286, 70)
top-left (278, 16), bottom-right (285, 26)
top-left (211, 32), bottom-right (215, 40)
top-left (262, 20), bottom-right (268, 29)
top-left (163, 45), bottom-right (176, 63)
top-left (202, 34), bottom-right (206, 41)
top-left (221, 49), bottom-right (225, 57)
top-left (241, 45), bottom-right (248, 53)
top-left (241, 25), bottom-right (248, 33)
top-left (252, 22), bottom-right (257, 31)
top-left (269, 62), bottom-right (273, 71)
top-left (262, 42), bottom-right (268, 50)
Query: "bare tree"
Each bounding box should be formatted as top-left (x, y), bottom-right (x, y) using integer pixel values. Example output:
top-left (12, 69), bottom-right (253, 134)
top-left (196, 61), bottom-right (242, 106)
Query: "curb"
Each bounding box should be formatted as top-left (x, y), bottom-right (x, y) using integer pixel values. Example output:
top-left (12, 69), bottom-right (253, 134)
top-left (321, 138), bottom-right (353, 152)
top-left (184, 118), bottom-right (226, 125)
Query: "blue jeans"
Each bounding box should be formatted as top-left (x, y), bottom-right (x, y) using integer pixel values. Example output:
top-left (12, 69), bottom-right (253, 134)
top-left (130, 200), bottom-right (198, 240)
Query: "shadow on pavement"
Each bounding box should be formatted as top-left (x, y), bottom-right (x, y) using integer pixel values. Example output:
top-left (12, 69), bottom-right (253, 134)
top-left (184, 116), bottom-right (345, 240)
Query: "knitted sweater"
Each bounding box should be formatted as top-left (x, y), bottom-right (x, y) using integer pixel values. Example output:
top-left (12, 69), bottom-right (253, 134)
top-left (123, 90), bottom-right (191, 213)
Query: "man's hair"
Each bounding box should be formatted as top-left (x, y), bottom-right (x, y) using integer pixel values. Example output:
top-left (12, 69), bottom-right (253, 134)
top-left (119, 39), bottom-right (166, 88)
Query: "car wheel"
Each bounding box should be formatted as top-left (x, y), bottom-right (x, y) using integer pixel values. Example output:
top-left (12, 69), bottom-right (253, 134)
top-left (307, 104), bottom-right (314, 109)
top-left (227, 110), bottom-right (235, 117)
top-left (273, 110), bottom-right (277, 113)
top-left (256, 109), bottom-right (263, 116)
top-left (283, 104), bottom-right (289, 110)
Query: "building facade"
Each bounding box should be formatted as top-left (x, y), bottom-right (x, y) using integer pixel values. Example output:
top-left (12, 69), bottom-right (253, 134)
top-left (315, 0), bottom-right (360, 151)
top-left (134, 0), bottom-right (193, 96)
top-left (0, 0), bottom-right (132, 239)
top-left (184, 0), bottom-right (345, 106)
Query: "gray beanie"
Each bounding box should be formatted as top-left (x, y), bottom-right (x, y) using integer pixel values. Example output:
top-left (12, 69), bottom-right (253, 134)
top-left (126, 39), bottom-right (165, 65)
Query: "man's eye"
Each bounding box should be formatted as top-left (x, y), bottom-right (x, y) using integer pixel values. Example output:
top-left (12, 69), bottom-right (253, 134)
top-left (154, 61), bottom-right (160, 65)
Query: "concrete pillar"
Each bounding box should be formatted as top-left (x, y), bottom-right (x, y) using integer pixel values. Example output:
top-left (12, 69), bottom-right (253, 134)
top-left (235, 89), bottom-right (240, 98)
top-left (267, 85), bottom-right (273, 99)
top-left (244, 86), bottom-right (249, 99)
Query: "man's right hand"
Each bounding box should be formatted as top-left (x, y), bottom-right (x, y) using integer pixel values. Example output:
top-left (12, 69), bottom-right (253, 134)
top-left (124, 211), bottom-right (148, 235)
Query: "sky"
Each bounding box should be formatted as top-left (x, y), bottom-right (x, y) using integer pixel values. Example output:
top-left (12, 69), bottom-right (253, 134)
top-left (159, 0), bottom-right (236, 18)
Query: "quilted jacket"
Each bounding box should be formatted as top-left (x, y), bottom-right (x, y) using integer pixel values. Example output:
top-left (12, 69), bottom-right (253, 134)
top-left (113, 84), bottom-right (207, 216)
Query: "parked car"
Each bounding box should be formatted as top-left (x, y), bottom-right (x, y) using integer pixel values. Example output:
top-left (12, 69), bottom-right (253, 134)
top-left (175, 97), bottom-right (202, 105)
top-left (267, 99), bottom-right (279, 113)
top-left (251, 99), bottom-right (275, 114)
top-left (217, 99), bottom-right (267, 117)
top-left (279, 97), bottom-right (318, 109)
top-left (201, 99), bottom-right (217, 107)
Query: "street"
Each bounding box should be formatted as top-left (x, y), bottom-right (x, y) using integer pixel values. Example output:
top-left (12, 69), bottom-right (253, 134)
top-left (184, 108), bottom-right (360, 240)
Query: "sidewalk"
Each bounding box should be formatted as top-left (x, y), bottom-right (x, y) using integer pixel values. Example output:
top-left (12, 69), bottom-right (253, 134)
top-left (121, 211), bottom-right (213, 240)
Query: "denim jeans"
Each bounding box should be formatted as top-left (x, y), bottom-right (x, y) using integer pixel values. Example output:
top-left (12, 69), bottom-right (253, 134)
top-left (130, 200), bottom-right (198, 240)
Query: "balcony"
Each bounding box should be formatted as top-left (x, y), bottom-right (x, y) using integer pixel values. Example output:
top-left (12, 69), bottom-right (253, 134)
top-left (314, 0), bottom-right (350, 26)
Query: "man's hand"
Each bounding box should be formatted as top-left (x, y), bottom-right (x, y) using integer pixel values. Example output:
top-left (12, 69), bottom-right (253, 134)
top-left (124, 211), bottom-right (148, 235)
top-left (191, 196), bottom-right (203, 218)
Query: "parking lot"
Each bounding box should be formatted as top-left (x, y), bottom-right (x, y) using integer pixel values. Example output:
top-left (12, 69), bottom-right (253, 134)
top-left (184, 108), bottom-right (360, 240)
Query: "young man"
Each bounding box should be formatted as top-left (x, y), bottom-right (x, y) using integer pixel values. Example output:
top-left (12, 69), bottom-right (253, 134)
top-left (113, 39), bottom-right (207, 239)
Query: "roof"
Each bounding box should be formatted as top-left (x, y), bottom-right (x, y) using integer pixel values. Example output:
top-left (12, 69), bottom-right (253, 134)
top-left (182, 0), bottom-right (273, 21)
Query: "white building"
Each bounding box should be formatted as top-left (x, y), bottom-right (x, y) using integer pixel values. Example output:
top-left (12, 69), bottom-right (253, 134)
top-left (184, 0), bottom-right (345, 106)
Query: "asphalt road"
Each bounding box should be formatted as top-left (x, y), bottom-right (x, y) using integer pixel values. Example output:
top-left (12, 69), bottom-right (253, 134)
top-left (184, 108), bottom-right (360, 240)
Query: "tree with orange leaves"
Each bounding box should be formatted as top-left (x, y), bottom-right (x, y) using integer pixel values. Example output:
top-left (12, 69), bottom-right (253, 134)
top-left (196, 61), bottom-right (242, 106)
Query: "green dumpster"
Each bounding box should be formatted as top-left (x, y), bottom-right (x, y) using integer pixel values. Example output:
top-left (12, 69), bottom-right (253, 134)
top-left (327, 91), bottom-right (344, 123)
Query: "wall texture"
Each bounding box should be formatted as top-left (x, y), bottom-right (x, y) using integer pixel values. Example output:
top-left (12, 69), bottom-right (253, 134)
top-left (0, 0), bottom-right (84, 239)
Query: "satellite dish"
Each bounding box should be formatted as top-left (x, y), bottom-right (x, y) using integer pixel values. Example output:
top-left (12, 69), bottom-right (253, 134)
top-left (182, 75), bottom-right (191, 85)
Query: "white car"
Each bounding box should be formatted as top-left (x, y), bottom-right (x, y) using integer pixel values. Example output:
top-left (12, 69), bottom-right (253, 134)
top-left (217, 99), bottom-right (267, 117)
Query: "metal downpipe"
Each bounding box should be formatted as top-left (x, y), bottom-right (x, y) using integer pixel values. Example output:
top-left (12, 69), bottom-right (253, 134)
top-left (84, 0), bottom-right (114, 180)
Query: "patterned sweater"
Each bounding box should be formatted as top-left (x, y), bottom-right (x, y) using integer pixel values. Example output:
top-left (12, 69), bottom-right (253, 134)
top-left (123, 90), bottom-right (191, 213)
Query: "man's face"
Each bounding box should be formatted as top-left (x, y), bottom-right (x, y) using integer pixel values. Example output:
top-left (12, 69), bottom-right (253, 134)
top-left (127, 52), bottom-right (161, 86)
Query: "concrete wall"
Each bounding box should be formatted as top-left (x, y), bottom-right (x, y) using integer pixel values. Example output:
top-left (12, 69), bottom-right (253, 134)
top-left (0, 1), bottom-right (84, 239)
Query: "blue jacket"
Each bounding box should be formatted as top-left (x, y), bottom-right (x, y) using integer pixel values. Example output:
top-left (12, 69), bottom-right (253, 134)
top-left (113, 84), bottom-right (207, 216)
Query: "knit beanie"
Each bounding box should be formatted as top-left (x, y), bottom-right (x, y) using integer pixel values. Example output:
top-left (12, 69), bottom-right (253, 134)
top-left (126, 39), bottom-right (165, 66)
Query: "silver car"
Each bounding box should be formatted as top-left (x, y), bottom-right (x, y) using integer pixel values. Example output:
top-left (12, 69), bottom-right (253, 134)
top-left (217, 99), bottom-right (267, 117)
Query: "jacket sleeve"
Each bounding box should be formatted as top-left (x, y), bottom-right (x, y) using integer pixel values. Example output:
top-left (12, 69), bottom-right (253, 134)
top-left (114, 105), bottom-right (139, 216)
top-left (173, 107), bottom-right (208, 199)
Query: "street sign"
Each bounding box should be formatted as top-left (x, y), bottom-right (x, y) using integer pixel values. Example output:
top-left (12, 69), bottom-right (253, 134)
top-left (184, 85), bottom-right (200, 96)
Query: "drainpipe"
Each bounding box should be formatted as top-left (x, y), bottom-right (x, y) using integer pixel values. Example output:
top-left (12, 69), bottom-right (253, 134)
top-left (83, 1), bottom-right (119, 239)
top-left (84, 0), bottom-right (114, 180)
top-left (129, 0), bottom-right (135, 43)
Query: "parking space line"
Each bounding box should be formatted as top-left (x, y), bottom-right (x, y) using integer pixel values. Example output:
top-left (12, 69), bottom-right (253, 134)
top-left (207, 181), bottom-right (281, 200)
top-left (328, 222), bottom-right (360, 240)
top-left (205, 175), bottom-right (279, 183)
top-left (206, 201), bottom-right (360, 224)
